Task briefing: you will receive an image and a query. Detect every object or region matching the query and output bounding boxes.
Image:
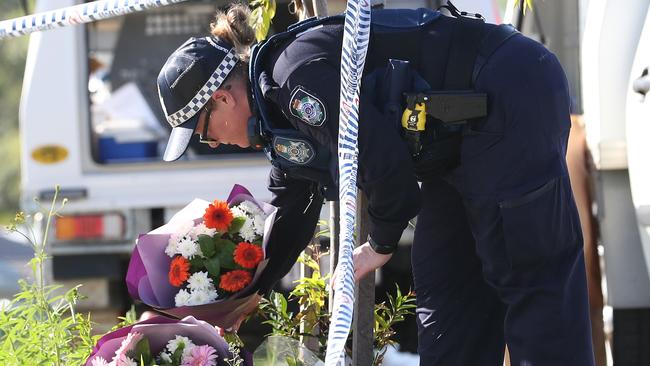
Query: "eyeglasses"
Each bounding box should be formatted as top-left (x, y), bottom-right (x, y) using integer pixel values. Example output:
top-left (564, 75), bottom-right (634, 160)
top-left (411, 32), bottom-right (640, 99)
top-left (198, 102), bottom-right (217, 144)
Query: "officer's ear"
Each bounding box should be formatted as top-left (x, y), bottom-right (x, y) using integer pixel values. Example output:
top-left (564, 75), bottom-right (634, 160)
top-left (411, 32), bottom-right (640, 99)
top-left (212, 84), bottom-right (235, 107)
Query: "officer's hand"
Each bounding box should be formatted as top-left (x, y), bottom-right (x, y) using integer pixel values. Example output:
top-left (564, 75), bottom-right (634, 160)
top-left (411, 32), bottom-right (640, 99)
top-left (331, 242), bottom-right (392, 287)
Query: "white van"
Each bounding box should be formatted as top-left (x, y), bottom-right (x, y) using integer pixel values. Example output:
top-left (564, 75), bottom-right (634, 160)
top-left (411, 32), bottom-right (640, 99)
top-left (19, 0), bottom-right (271, 309)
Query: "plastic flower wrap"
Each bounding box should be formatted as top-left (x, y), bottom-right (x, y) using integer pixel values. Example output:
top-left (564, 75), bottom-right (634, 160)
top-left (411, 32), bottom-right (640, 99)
top-left (126, 185), bottom-right (277, 328)
top-left (253, 336), bottom-right (324, 366)
top-left (85, 315), bottom-right (252, 366)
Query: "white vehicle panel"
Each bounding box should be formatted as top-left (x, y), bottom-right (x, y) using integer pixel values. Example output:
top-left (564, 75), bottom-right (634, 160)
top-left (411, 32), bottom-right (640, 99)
top-left (580, 0), bottom-right (650, 170)
top-left (20, 0), bottom-right (85, 196)
top-left (20, 0), bottom-right (272, 215)
top-left (626, 6), bottom-right (650, 277)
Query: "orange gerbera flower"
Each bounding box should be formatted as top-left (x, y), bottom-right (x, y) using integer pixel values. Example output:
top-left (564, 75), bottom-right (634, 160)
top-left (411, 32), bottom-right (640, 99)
top-left (203, 200), bottom-right (234, 231)
top-left (233, 242), bottom-right (264, 269)
top-left (169, 256), bottom-right (190, 287)
top-left (219, 270), bottom-right (252, 292)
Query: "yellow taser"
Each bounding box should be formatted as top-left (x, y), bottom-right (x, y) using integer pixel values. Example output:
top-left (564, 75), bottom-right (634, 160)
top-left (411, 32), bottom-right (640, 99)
top-left (402, 102), bottom-right (427, 132)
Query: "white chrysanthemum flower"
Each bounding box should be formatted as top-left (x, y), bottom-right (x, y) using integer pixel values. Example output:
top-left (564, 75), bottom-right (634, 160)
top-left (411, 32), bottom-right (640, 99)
top-left (187, 271), bottom-right (214, 292)
top-left (230, 206), bottom-right (247, 218)
top-left (159, 352), bottom-right (172, 364)
top-left (194, 287), bottom-right (219, 304)
top-left (253, 214), bottom-right (265, 237)
top-left (165, 239), bottom-right (178, 257)
top-left (176, 237), bottom-right (200, 259)
top-left (187, 289), bottom-right (209, 306)
top-left (167, 221), bottom-right (195, 256)
top-left (191, 223), bottom-right (217, 239)
top-left (174, 289), bottom-right (191, 307)
top-left (239, 220), bottom-right (257, 242)
top-left (207, 288), bottom-right (219, 302)
top-left (229, 201), bottom-right (266, 241)
top-left (166, 335), bottom-right (195, 360)
top-left (238, 201), bottom-right (263, 217)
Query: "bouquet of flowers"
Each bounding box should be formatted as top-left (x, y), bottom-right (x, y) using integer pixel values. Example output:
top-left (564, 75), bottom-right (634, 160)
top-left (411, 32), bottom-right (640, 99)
top-left (126, 185), bottom-right (277, 328)
top-left (85, 316), bottom-right (252, 366)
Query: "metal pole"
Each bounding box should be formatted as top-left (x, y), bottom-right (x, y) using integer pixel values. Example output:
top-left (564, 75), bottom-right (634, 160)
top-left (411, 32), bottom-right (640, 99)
top-left (300, 235), bottom-right (321, 353)
top-left (353, 192), bottom-right (374, 366)
top-left (328, 196), bottom-right (375, 366)
top-left (329, 201), bottom-right (340, 313)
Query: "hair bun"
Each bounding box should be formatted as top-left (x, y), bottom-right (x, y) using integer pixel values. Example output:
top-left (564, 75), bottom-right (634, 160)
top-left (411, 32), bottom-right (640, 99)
top-left (210, 4), bottom-right (255, 61)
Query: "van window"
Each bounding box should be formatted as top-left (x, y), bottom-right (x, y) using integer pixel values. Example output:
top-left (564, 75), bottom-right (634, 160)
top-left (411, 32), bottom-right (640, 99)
top-left (86, 1), bottom-right (256, 164)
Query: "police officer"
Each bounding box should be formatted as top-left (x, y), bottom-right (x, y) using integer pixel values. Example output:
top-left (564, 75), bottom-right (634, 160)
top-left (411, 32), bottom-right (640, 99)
top-left (156, 4), bottom-right (595, 365)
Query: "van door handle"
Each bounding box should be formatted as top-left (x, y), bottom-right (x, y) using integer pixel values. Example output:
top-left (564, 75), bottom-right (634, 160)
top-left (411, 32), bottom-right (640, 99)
top-left (633, 68), bottom-right (650, 96)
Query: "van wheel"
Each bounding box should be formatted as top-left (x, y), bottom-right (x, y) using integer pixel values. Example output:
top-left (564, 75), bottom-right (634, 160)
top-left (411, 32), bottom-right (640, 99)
top-left (613, 308), bottom-right (650, 365)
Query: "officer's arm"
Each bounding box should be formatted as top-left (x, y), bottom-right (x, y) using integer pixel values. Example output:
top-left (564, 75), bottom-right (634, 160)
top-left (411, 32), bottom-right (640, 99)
top-left (280, 60), bottom-right (421, 254)
top-left (357, 98), bottom-right (422, 253)
top-left (253, 165), bottom-right (324, 294)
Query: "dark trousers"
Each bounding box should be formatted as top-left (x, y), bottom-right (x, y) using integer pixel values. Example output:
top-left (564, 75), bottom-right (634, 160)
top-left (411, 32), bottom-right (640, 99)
top-left (412, 33), bottom-right (595, 366)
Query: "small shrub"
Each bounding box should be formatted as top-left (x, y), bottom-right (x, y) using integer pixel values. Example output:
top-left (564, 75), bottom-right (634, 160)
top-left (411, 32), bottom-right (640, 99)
top-left (258, 244), bottom-right (416, 365)
top-left (0, 186), bottom-right (99, 365)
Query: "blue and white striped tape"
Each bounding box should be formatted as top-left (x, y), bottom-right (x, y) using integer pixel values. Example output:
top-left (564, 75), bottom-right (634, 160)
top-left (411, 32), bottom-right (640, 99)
top-left (0, 0), bottom-right (187, 40)
top-left (325, 0), bottom-right (371, 364)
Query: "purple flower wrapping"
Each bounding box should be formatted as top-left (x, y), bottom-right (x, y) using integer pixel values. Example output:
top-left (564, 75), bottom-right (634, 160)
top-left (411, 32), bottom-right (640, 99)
top-left (85, 315), bottom-right (252, 366)
top-left (125, 184), bottom-right (277, 328)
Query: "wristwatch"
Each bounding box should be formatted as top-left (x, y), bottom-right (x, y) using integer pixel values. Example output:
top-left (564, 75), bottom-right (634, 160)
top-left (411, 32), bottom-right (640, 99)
top-left (368, 236), bottom-right (396, 255)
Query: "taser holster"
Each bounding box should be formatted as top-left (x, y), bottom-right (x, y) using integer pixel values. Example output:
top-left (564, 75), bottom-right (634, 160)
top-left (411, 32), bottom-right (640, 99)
top-left (377, 57), bottom-right (488, 180)
top-left (401, 91), bottom-right (487, 156)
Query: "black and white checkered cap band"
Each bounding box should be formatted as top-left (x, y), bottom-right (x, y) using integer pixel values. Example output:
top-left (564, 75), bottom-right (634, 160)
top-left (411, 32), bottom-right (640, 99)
top-left (165, 49), bottom-right (239, 128)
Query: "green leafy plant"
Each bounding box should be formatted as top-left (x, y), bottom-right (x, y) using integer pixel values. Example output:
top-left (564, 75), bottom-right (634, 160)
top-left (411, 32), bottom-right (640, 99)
top-left (373, 285), bottom-right (416, 365)
top-left (225, 341), bottom-right (246, 366)
top-left (315, 219), bottom-right (330, 239)
top-left (514, 0), bottom-right (534, 14)
top-left (258, 243), bottom-right (416, 365)
top-left (111, 304), bottom-right (139, 331)
top-left (0, 186), bottom-right (99, 365)
top-left (260, 248), bottom-right (331, 358)
top-left (249, 0), bottom-right (276, 42)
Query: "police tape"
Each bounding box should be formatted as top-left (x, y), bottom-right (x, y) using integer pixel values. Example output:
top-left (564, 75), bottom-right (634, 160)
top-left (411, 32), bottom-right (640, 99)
top-left (324, 0), bottom-right (371, 364)
top-left (0, 0), bottom-right (187, 40)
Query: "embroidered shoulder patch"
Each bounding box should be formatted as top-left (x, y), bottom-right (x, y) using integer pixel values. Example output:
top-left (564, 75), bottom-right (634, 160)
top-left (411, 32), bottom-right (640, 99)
top-left (288, 86), bottom-right (326, 126)
top-left (273, 136), bottom-right (315, 165)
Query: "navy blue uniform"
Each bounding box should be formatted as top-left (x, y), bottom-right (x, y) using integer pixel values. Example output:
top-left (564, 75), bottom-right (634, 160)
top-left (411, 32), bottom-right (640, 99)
top-left (251, 8), bottom-right (595, 365)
